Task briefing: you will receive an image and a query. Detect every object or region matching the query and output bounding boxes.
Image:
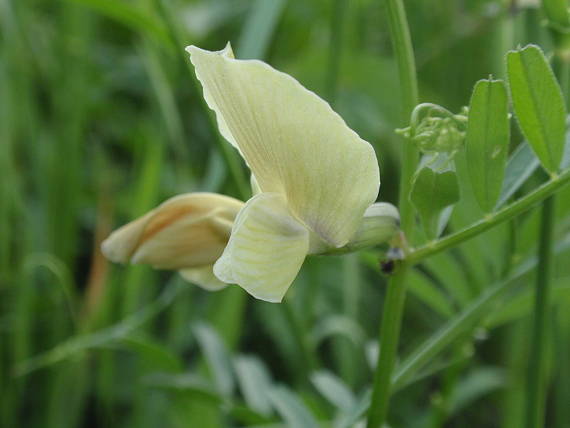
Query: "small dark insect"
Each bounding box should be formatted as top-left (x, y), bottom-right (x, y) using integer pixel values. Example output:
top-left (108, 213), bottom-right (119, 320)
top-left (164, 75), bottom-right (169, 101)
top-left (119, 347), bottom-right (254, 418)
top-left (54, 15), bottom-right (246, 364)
top-left (380, 259), bottom-right (396, 275)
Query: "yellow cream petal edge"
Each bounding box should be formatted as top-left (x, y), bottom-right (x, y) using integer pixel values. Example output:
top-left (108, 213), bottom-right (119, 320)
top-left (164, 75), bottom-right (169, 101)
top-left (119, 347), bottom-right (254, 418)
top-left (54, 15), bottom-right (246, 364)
top-left (101, 211), bottom-right (154, 263)
top-left (179, 265), bottom-right (229, 291)
top-left (101, 192), bottom-right (243, 266)
top-left (213, 193), bottom-right (309, 303)
top-left (189, 43), bottom-right (239, 150)
top-left (187, 45), bottom-right (380, 248)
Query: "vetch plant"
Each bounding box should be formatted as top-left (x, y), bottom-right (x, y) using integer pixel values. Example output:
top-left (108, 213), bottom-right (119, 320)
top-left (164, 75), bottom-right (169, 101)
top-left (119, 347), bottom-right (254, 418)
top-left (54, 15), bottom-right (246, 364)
top-left (102, 44), bottom-right (400, 302)
top-left (11, 1), bottom-right (570, 427)
top-left (366, 2), bottom-right (570, 425)
top-left (99, 34), bottom-right (570, 428)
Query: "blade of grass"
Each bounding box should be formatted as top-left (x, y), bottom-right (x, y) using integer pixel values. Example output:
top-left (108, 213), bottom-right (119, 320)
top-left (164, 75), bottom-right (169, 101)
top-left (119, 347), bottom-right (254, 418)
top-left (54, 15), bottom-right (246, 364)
top-left (63, 0), bottom-right (170, 47)
top-left (237, 0), bottom-right (286, 59)
top-left (524, 197), bottom-right (555, 428)
top-left (14, 278), bottom-right (188, 377)
top-left (154, 0), bottom-right (250, 200)
top-left (498, 142), bottom-right (541, 207)
top-left (120, 132), bottom-right (163, 316)
top-left (139, 42), bottom-right (191, 181)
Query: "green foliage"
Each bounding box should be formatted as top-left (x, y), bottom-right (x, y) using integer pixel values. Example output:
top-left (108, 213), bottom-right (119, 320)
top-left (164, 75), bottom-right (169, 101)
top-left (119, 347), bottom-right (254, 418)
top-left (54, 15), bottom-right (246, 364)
top-left (507, 45), bottom-right (567, 173)
top-left (498, 142), bottom-right (540, 207)
top-left (310, 370), bottom-right (356, 411)
top-left (543, 0), bottom-right (570, 31)
top-left (193, 323), bottom-right (235, 397)
top-left (237, 0), bottom-right (286, 59)
top-left (410, 153), bottom-right (460, 239)
top-left (268, 386), bottom-right (319, 428)
top-left (2, 1), bottom-right (570, 428)
top-left (234, 356), bottom-right (274, 415)
top-left (466, 79), bottom-right (510, 212)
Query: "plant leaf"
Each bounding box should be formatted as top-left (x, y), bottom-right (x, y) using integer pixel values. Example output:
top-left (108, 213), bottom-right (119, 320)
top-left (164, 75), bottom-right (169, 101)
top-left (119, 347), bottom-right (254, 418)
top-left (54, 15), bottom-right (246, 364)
top-left (268, 386), bottom-right (319, 428)
top-left (14, 280), bottom-right (187, 376)
top-left (143, 372), bottom-right (221, 403)
top-left (311, 315), bottom-right (366, 348)
top-left (506, 44), bottom-right (567, 173)
top-left (193, 323), bottom-right (235, 397)
top-left (466, 79), bottom-right (510, 212)
top-left (336, 389), bottom-right (372, 428)
top-left (234, 355), bottom-right (274, 415)
top-left (448, 367), bottom-right (506, 414)
top-left (543, 0), bottom-right (570, 28)
top-left (237, 0), bottom-right (286, 59)
top-left (120, 336), bottom-right (183, 372)
top-left (498, 142), bottom-right (540, 206)
top-left (65, 0), bottom-right (170, 46)
top-left (407, 269), bottom-right (455, 318)
top-left (410, 154), bottom-right (460, 239)
top-left (562, 130), bottom-right (570, 170)
top-left (310, 370), bottom-right (356, 411)
top-left (485, 281), bottom-right (570, 328)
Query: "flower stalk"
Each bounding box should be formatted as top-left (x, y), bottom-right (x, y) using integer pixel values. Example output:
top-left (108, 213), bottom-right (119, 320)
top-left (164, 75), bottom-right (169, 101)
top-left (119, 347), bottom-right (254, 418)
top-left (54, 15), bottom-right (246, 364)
top-left (367, 0), bottom-right (418, 426)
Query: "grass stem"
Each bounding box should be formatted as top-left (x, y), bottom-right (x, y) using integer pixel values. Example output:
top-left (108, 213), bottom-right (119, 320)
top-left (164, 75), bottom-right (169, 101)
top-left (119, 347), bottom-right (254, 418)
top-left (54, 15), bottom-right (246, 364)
top-left (524, 195), bottom-right (555, 428)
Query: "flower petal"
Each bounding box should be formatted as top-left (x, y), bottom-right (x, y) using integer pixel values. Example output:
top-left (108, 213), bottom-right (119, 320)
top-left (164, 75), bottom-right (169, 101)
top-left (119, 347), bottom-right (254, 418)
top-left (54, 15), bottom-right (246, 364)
top-left (179, 265), bottom-right (228, 291)
top-left (101, 193), bottom-right (243, 270)
top-left (187, 45), bottom-right (380, 247)
top-left (101, 212), bottom-right (152, 264)
top-left (213, 193), bottom-right (309, 303)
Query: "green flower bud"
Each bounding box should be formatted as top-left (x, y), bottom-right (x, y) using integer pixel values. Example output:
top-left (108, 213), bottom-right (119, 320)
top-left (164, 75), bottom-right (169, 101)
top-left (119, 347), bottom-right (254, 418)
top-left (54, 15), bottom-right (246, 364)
top-left (399, 104), bottom-right (467, 155)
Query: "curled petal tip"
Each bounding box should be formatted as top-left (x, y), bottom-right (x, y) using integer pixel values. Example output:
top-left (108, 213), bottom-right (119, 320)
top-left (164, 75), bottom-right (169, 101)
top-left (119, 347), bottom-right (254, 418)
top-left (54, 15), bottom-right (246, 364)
top-left (100, 215), bottom-right (149, 263)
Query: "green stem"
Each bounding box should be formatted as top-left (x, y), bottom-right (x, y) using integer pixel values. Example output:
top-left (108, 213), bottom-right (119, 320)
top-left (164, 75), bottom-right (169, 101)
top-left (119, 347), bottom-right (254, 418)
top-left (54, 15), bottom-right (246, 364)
top-left (395, 230), bottom-right (568, 389)
top-left (525, 196), bottom-right (556, 428)
top-left (367, 269), bottom-right (410, 427)
top-left (334, 236), bottom-right (570, 426)
top-left (367, 0), bottom-right (418, 426)
top-left (525, 12), bottom-right (569, 428)
top-left (408, 168), bottom-right (570, 264)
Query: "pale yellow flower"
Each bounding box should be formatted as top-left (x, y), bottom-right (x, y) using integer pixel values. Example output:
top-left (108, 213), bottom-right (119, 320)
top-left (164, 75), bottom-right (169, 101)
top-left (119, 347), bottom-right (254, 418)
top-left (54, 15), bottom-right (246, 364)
top-left (187, 44), bottom-right (382, 302)
top-left (101, 193), bottom-right (243, 290)
top-left (102, 45), bottom-right (396, 301)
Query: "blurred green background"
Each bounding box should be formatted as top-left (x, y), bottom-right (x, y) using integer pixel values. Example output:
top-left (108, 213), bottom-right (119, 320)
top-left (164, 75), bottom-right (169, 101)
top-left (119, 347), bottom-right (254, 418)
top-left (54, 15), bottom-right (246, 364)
top-left (2, 0), bottom-right (570, 427)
